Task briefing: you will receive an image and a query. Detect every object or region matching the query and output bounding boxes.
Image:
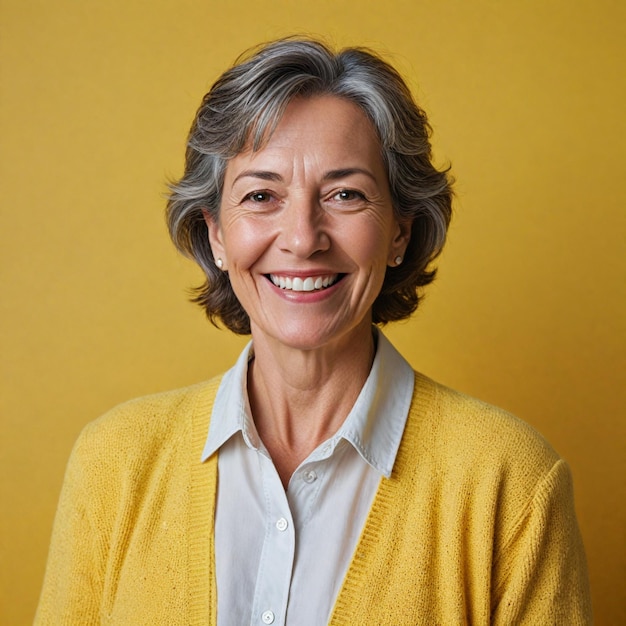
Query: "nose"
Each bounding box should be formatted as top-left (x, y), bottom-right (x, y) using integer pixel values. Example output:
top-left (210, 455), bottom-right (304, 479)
top-left (278, 195), bottom-right (330, 258)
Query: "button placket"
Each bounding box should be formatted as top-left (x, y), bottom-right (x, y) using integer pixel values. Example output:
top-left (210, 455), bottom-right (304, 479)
top-left (249, 453), bottom-right (294, 626)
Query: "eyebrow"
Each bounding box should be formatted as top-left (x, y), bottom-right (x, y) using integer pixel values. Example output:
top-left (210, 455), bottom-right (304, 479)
top-left (323, 168), bottom-right (378, 183)
top-left (232, 170), bottom-right (283, 185)
top-left (232, 167), bottom-right (378, 185)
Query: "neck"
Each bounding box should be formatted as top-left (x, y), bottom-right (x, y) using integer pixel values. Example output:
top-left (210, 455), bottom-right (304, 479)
top-left (247, 322), bottom-right (376, 487)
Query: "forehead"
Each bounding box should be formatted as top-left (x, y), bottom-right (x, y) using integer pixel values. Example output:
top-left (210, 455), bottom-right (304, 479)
top-left (271, 95), bottom-right (377, 140)
top-left (227, 95), bottom-right (386, 178)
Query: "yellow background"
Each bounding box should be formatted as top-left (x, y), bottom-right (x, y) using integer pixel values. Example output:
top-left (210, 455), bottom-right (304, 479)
top-left (1, 0), bottom-right (624, 623)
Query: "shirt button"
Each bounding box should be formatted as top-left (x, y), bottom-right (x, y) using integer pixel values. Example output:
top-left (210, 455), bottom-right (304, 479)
top-left (303, 469), bottom-right (317, 483)
top-left (262, 610), bottom-right (275, 624)
top-left (275, 517), bottom-right (288, 531)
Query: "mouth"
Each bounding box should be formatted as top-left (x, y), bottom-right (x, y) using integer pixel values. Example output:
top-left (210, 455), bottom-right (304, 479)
top-left (268, 273), bottom-right (343, 292)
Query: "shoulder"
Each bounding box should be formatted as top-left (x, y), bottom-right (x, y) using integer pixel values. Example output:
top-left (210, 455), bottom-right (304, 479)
top-left (71, 376), bottom-right (223, 472)
top-left (398, 372), bottom-right (580, 552)
top-left (410, 371), bottom-right (559, 464)
top-left (400, 372), bottom-right (563, 503)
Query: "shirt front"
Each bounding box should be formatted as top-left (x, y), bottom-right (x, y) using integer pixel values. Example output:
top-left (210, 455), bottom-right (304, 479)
top-left (202, 330), bottom-right (414, 626)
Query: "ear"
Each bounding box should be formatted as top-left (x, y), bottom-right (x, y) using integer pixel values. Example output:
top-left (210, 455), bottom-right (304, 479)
top-left (201, 209), bottom-right (227, 270)
top-left (388, 217), bottom-right (413, 266)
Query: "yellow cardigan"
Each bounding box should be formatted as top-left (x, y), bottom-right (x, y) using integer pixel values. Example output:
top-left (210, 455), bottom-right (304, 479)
top-left (36, 372), bottom-right (592, 625)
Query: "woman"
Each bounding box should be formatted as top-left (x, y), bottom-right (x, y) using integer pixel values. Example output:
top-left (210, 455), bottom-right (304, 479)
top-left (36, 38), bottom-right (591, 624)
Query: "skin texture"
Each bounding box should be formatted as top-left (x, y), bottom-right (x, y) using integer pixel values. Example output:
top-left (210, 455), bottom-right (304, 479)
top-left (204, 95), bottom-right (411, 485)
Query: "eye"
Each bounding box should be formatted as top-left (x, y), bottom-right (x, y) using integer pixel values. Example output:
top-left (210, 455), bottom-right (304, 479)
top-left (333, 189), bottom-right (366, 202)
top-left (244, 191), bottom-right (272, 203)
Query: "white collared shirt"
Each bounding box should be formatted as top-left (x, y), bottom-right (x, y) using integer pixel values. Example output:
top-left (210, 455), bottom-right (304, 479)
top-left (202, 330), bottom-right (414, 626)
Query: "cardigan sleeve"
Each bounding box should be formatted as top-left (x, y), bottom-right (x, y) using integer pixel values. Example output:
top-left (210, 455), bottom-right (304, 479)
top-left (491, 459), bottom-right (592, 625)
top-left (34, 430), bottom-right (106, 625)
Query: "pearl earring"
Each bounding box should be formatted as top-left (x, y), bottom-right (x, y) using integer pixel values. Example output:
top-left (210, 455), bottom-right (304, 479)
top-left (216, 258), bottom-right (223, 269)
top-left (394, 256), bottom-right (403, 266)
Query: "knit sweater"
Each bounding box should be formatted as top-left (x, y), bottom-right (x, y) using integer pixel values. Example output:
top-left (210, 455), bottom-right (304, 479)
top-left (35, 372), bottom-right (592, 625)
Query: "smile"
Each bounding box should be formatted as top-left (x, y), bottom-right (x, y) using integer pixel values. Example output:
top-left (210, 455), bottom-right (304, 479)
top-left (269, 274), bottom-right (341, 292)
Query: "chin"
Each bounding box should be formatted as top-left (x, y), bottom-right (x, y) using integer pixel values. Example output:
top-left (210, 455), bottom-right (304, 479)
top-left (254, 315), bottom-right (372, 353)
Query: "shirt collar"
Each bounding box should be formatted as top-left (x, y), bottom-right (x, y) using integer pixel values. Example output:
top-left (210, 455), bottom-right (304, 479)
top-left (202, 329), bottom-right (414, 478)
top-left (202, 341), bottom-right (258, 459)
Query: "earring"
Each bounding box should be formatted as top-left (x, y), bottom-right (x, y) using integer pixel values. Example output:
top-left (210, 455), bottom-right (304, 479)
top-left (215, 258), bottom-right (223, 269)
top-left (394, 256), bottom-right (403, 266)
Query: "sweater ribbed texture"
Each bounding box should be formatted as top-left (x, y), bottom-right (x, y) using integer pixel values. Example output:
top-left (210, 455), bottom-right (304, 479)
top-left (35, 373), bottom-right (591, 625)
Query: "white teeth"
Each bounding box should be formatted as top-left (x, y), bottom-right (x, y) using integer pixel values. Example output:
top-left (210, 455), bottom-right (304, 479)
top-left (270, 274), bottom-right (338, 292)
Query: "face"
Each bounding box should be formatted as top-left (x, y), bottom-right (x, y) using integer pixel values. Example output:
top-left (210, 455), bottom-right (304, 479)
top-left (205, 95), bottom-right (411, 353)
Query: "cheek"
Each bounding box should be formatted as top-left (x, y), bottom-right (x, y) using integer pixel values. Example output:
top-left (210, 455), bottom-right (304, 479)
top-left (223, 220), bottom-right (272, 269)
top-left (348, 224), bottom-right (394, 267)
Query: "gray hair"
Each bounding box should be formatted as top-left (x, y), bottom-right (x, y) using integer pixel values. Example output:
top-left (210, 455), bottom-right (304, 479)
top-left (166, 37), bottom-right (453, 334)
